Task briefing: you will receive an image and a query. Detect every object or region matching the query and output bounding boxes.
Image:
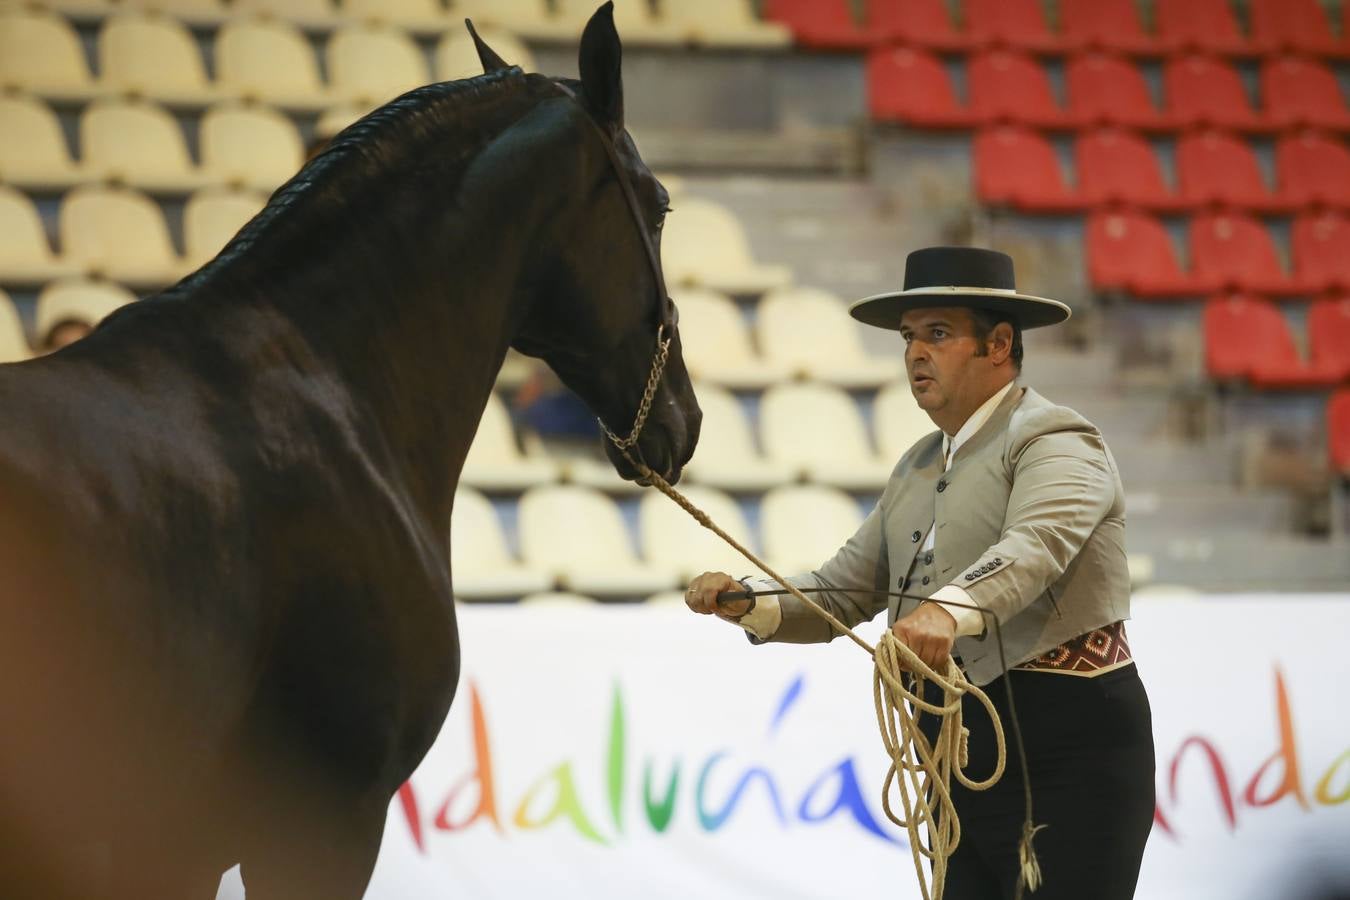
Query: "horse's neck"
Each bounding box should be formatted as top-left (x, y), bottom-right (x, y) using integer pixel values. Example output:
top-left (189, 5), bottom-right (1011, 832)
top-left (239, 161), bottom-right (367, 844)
top-left (201, 172), bottom-right (537, 531)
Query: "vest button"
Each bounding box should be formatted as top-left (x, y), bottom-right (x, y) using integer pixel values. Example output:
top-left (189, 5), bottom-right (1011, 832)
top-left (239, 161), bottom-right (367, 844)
top-left (924, 552), bottom-right (934, 565)
top-left (921, 576), bottom-right (930, 585)
top-left (911, 530), bottom-right (921, 542)
top-left (936, 480), bottom-right (947, 493)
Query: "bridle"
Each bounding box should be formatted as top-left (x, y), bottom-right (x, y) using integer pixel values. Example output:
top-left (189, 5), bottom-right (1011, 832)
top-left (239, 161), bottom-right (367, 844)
top-left (553, 81), bottom-right (676, 458)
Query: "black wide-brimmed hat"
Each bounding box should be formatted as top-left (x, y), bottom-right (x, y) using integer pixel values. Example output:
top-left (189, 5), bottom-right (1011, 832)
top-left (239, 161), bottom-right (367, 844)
top-left (848, 246), bottom-right (1071, 331)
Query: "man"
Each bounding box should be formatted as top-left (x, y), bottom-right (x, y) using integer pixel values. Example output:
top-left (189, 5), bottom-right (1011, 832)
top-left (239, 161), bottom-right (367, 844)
top-left (686, 247), bottom-right (1155, 900)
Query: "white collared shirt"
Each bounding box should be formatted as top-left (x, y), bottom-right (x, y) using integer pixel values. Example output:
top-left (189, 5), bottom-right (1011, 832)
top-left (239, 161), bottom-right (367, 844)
top-left (736, 380), bottom-right (1018, 640)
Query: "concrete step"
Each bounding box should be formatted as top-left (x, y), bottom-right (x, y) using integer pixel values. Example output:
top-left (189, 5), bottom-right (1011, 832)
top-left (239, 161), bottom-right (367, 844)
top-left (1125, 486), bottom-right (1295, 534)
top-left (1127, 534), bottom-right (1350, 592)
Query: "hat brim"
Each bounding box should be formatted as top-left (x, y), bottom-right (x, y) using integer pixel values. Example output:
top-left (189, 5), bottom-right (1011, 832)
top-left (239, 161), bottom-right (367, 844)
top-left (848, 286), bottom-right (1072, 331)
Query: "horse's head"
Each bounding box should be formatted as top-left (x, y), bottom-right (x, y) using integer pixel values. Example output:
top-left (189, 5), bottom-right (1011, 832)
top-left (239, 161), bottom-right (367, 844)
top-left (475, 4), bottom-right (700, 485)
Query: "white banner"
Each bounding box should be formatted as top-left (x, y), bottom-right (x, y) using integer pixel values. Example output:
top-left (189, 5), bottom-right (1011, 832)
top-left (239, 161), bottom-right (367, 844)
top-left (219, 595), bottom-right (1350, 899)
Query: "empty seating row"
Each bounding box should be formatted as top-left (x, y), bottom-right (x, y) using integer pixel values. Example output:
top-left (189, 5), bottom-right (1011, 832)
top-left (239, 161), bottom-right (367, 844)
top-left (0, 183), bottom-right (264, 287)
top-left (18, 0), bottom-right (790, 46)
top-left (1088, 209), bottom-right (1350, 299)
top-left (0, 10), bottom-right (538, 110)
top-left (871, 48), bottom-right (1350, 133)
top-left (769, 0), bottom-right (1350, 59)
top-left (451, 482), bottom-right (865, 598)
top-left (1, 96), bottom-right (305, 194)
top-left (0, 180), bottom-right (788, 297)
top-left (463, 380), bottom-right (935, 495)
top-left (1205, 294), bottom-right (1350, 389)
top-left (1331, 389), bottom-right (1350, 475)
top-left (0, 280), bottom-right (135, 359)
top-left (975, 126), bottom-right (1350, 215)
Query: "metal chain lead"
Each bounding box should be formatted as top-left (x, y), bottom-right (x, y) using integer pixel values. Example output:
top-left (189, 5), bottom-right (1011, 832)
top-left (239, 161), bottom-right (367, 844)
top-left (599, 324), bottom-right (671, 451)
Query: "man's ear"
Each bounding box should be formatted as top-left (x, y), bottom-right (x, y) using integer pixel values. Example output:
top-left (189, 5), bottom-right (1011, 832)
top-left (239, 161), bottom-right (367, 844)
top-left (991, 321), bottom-right (1015, 365)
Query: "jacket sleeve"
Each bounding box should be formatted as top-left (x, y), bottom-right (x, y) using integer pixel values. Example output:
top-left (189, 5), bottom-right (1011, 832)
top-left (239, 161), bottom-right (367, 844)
top-left (753, 499), bottom-right (892, 645)
top-left (948, 412), bottom-right (1117, 628)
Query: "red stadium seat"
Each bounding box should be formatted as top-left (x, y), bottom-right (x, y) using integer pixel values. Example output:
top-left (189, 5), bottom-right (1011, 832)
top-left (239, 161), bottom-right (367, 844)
top-left (1086, 209), bottom-right (1215, 297)
top-left (1155, 0), bottom-right (1251, 56)
top-left (963, 0), bottom-right (1063, 54)
top-left (974, 126), bottom-right (1083, 212)
top-left (1309, 296), bottom-right (1350, 381)
top-left (967, 50), bottom-right (1070, 128)
top-left (1204, 294), bottom-right (1343, 389)
top-left (762, 0), bottom-right (872, 48)
top-left (1075, 129), bottom-right (1188, 212)
top-left (1276, 132), bottom-right (1350, 208)
top-left (1163, 55), bottom-right (1272, 133)
top-left (1292, 211), bottom-right (1350, 292)
top-left (866, 47), bottom-right (974, 127)
top-left (1058, 0), bottom-right (1157, 55)
top-left (1065, 53), bottom-right (1174, 131)
top-left (1329, 388), bottom-right (1350, 473)
top-left (1260, 57), bottom-right (1350, 131)
top-left (1249, 0), bottom-right (1347, 58)
top-left (1190, 212), bottom-right (1313, 296)
top-left (865, 0), bottom-right (971, 51)
top-left (1175, 130), bottom-right (1294, 213)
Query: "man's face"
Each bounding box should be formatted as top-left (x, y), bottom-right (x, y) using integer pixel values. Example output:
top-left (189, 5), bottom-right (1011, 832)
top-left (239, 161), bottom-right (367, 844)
top-left (899, 306), bottom-right (994, 422)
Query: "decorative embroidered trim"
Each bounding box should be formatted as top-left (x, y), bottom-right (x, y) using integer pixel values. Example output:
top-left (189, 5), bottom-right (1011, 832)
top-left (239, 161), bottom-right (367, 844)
top-left (1013, 620), bottom-right (1132, 677)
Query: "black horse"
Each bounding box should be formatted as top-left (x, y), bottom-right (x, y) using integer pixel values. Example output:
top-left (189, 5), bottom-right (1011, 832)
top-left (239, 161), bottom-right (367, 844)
top-left (0, 5), bottom-right (699, 897)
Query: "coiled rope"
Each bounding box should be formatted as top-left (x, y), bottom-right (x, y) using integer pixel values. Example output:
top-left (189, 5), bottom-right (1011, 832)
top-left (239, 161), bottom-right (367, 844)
top-left (627, 456), bottom-right (1042, 900)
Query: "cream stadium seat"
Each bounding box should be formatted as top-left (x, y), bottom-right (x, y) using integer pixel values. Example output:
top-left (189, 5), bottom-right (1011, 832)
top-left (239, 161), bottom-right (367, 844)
top-left (671, 287), bottom-right (792, 389)
top-left (0, 288), bottom-right (31, 363)
top-left (518, 591), bottom-right (599, 607)
top-left (0, 9), bottom-right (103, 102)
top-left (327, 23), bottom-right (430, 107)
top-left (0, 185), bottom-right (78, 285)
top-left (638, 484), bottom-right (753, 581)
top-left (461, 391), bottom-right (562, 490)
top-left (661, 197), bottom-right (792, 296)
top-left (760, 382), bottom-right (893, 490)
top-left (761, 484), bottom-right (864, 575)
top-left (98, 12), bottom-right (221, 107)
top-left (874, 380), bottom-right (936, 462)
top-left (0, 95), bottom-right (86, 191)
top-left (434, 26), bottom-right (536, 81)
top-left (215, 19), bottom-right (332, 111)
top-left (183, 188), bottom-right (266, 271)
top-left (450, 486), bottom-right (552, 599)
top-left (34, 278), bottom-right (135, 348)
top-left (5, 0), bottom-right (112, 21)
top-left (313, 103), bottom-right (369, 138)
top-left (230, 0), bottom-right (340, 30)
top-left (554, 0), bottom-right (683, 44)
top-left (519, 484), bottom-right (679, 596)
top-left (118, 0), bottom-right (230, 27)
top-left (663, 0), bottom-right (791, 48)
top-left (339, 0), bottom-right (449, 35)
top-left (80, 99), bottom-right (208, 194)
top-left (60, 185), bottom-right (182, 288)
top-left (682, 382), bottom-right (796, 491)
top-left (200, 104), bottom-right (305, 192)
top-left (757, 286), bottom-right (902, 389)
top-left (453, 0), bottom-right (572, 40)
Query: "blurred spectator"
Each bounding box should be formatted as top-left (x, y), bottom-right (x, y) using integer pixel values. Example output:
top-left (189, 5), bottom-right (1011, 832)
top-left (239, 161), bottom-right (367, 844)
top-left (34, 280), bottom-right (134, 355)
top-left (510, 363), bottom-right (602, 459)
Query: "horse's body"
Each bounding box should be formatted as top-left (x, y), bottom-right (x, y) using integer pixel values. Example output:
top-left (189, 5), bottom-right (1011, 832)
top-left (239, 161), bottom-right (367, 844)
top-left (0, 8), bottom-right (698, 897)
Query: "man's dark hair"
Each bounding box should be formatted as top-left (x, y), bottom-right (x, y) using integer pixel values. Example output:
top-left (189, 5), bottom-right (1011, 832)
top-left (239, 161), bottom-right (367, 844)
top-left (969, 308), bottom-right (1024, 372)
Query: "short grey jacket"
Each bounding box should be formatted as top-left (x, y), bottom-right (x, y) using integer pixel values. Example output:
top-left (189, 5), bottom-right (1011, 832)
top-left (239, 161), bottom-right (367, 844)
top-left (759, 383), bottom-right (1131, 686)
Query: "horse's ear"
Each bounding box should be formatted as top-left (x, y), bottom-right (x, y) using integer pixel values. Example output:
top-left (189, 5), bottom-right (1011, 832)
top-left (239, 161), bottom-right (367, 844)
top-left (465, 19), bottom-right (510, 73)
top-left (578, 1), bottom-right (624, 131)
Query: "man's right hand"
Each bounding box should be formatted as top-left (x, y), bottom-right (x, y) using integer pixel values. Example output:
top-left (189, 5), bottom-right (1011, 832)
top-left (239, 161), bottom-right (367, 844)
top-left (685, 571), bottom-right (751, 620)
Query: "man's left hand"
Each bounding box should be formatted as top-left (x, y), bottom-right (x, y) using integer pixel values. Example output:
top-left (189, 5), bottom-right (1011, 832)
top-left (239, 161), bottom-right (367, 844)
top-left (891, 602), bottom-right (958, 672)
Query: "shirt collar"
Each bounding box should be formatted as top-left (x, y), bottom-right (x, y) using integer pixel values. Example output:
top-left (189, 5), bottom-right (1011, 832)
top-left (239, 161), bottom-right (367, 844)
top-left (942, 380), bottom-right (1017, 460)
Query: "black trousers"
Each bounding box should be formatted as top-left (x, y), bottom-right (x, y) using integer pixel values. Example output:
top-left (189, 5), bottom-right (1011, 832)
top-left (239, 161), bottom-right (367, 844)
top-left (918, 664), bottom-right (1156, 900)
